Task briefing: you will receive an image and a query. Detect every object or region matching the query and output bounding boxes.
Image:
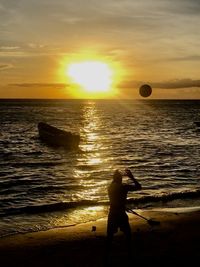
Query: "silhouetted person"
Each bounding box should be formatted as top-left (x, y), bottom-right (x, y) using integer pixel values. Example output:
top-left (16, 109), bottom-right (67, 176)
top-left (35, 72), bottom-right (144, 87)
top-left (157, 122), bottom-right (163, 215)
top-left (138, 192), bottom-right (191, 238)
top-left (105, 169), bottom-right (142, 262)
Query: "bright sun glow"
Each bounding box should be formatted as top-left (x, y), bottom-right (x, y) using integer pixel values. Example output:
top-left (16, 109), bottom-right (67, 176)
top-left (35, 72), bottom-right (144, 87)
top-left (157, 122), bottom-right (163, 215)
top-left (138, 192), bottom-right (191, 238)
top-left (67, 61), bottom-right (113, 92)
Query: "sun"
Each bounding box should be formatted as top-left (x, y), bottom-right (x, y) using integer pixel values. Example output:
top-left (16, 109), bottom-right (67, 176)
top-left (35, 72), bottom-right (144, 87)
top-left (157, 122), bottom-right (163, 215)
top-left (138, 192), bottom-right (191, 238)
top-left (58, 52), bottom-right (124, 98)
top-left (67, 61), bottom-right (113, 92)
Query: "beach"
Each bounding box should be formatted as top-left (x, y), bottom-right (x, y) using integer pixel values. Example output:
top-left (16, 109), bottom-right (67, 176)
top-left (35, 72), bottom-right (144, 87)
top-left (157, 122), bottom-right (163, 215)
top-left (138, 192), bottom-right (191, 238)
top-left (0, 208), bottom-right (199, 267)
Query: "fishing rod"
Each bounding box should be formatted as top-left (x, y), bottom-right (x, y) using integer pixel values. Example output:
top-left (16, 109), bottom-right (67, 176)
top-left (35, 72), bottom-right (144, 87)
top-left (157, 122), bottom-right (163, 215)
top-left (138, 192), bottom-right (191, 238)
top-left (126, 208), bottom-right (160, 226)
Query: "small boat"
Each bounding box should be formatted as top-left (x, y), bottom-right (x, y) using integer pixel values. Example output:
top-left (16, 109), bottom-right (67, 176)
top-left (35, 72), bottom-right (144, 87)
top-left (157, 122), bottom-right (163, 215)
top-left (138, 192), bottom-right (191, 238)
top-left (38, 122), bottom-right (80, 149)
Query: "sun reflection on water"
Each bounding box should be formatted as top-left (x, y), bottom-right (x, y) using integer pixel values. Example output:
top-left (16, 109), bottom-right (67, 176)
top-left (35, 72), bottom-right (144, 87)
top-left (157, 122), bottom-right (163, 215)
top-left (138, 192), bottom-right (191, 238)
top-left (72, 101), bottom-right (108, 204)
top-left (78, 101), bottom-right (103, 164)
top-left (53, 205), bottom-right (107, 227)
top-left (80, 102), bottom-right (100, 151)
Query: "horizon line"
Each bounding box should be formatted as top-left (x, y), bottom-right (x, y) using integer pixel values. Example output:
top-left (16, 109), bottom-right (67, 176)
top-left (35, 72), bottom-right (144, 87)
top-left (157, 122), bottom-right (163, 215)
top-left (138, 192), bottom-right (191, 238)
top-left (0, 98), bottom-right (200, 101)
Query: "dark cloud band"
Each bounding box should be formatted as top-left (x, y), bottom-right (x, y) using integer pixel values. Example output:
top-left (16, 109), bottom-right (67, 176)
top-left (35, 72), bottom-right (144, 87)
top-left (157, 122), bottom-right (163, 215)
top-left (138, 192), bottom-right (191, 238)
top-left (120, 79), bottom-right (200, 90)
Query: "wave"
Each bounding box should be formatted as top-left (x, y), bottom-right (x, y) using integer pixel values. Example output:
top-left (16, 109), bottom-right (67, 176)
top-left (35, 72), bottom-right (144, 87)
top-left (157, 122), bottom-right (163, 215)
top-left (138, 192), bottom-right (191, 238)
top-left (23, 151), bottom-right (43, 156)
top-left (0, 160), bottom-right (65, 168)
top-left (0, 184), bottom-right (83, 194)
top-left (127, 188), bottom-right (200, 205)
top-left (0, 200), bottom-right (99, 217)
top-left (0, 151), bottom-right (13, 159)
top-left (1, 188), bottom-right (200, 217)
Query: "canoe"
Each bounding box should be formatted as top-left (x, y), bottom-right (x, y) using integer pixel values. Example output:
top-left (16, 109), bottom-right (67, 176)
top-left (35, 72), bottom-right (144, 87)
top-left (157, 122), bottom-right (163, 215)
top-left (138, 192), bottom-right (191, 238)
top-left (38, 122), bottom-right (80, 149)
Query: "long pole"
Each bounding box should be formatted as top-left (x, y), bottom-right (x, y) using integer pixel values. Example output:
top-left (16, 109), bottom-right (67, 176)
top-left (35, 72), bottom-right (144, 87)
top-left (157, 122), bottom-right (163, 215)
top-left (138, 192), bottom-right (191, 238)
top-left (126, 208), bottom-right (160, 226)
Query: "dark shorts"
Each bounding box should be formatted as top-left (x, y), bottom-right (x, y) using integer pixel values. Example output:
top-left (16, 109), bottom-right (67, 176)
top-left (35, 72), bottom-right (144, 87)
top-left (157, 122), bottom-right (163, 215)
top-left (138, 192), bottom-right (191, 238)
top-left (107, 211), bottom-right (131, 235)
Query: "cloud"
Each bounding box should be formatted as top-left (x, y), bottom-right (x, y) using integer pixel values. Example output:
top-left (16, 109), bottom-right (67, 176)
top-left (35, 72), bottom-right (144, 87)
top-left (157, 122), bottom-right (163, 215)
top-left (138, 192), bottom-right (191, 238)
top-left (11, 79), bottom-right (200, 91)
top-left (9, 83), bottom-right (68, 88)
top-left (171, 0), bottom-right (200, 15)
top-left (0, 63), bottom-right (13, 70)
top-left (0, 43), bottom-right (58, 57)
top-left (152, 79), bottom-right (200, 89)
top-left (0, 46), bottom-right (20, 50)
top-left (168, 55), bottom-right (200, 62)
top-left (120, 79), bottom-right (200, 89)
top-left (0, 0), bottom-right (199, 61)
top-left (1, 0), bottom-right (197, 44)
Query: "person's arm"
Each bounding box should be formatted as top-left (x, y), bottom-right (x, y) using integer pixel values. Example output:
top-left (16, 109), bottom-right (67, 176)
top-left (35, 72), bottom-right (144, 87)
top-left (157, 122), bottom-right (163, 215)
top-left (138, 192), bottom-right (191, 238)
top-left (125, 169), bottom-right (142, 191)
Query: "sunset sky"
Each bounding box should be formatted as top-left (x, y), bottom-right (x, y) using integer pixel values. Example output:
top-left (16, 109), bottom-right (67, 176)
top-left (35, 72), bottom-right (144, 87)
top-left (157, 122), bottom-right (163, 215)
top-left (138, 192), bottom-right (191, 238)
top-left (1, 0), bottom-right (200, 99)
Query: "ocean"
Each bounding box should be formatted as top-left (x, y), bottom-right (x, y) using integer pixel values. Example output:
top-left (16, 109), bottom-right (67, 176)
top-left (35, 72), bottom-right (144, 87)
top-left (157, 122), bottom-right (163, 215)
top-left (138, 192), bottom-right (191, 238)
top-left (0, 99), bottom-right (200, 237)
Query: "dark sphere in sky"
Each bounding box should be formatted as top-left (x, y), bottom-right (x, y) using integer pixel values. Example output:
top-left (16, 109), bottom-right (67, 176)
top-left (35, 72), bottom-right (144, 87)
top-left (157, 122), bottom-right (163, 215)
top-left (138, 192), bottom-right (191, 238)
top-left (139, 84), bottom-right (152, 97)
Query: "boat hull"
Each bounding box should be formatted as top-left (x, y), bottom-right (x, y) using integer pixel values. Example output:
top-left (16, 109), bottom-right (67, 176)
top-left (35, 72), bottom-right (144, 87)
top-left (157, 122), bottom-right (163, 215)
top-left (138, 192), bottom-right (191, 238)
top-left (38, 122), bottom-right (80, 149)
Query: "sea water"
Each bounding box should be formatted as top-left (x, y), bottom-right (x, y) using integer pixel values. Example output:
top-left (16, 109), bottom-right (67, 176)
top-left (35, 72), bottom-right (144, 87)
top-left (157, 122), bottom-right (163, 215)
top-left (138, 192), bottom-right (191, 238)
top-left (0, 99), bottom-right (200, 236)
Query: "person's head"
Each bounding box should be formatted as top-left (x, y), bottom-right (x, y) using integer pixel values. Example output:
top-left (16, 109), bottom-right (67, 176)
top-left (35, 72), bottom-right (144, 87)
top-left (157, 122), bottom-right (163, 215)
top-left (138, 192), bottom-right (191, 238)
top-left (113, 170), bottom-right (122, 184)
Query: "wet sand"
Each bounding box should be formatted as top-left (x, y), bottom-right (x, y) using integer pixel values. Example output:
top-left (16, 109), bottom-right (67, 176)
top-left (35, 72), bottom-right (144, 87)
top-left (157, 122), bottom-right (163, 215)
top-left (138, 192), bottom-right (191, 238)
top-left (0, 208), bottom-right (199, 267)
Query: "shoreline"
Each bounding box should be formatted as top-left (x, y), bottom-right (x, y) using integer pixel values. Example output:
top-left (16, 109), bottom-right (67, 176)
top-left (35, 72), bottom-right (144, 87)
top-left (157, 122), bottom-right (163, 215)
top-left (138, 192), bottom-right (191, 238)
top-left (0, 207), bottom-right (200, 267)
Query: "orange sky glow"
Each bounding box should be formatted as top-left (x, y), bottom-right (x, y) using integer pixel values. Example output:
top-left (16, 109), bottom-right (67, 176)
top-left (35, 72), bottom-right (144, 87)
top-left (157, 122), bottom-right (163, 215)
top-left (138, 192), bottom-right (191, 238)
top-left (1, 0), bottom-right (200, 99)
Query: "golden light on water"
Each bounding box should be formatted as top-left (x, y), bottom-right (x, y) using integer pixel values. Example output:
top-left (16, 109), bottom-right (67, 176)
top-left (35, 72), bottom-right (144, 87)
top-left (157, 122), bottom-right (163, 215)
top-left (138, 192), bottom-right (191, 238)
top-left (73, 102), bottom-right (106, 202)
top-left (54, 206), bottom-right (106, 226)
top-left (87, 157), bottom-right (102, 165)
top-left (79, 102), bottom-right (101, 154)
top-left (57, 102), bottom-right (112, 224)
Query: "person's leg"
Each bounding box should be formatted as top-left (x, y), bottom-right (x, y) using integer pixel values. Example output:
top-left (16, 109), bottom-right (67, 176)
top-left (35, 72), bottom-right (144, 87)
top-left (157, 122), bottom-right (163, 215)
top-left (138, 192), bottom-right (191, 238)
top-left (124, 224), bottom-right (132, 255)
top-left (104, 215), bottom-right (115, 266)
top-left (104, 231), bottom-right (114, 266)
top-left (120, 214), bottom-right (132, 256)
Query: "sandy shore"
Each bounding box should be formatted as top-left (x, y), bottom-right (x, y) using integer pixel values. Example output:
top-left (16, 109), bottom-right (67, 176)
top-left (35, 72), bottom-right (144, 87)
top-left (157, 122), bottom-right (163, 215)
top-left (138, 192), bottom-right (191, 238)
top-left (0, 208), bottom-right (200, 267)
